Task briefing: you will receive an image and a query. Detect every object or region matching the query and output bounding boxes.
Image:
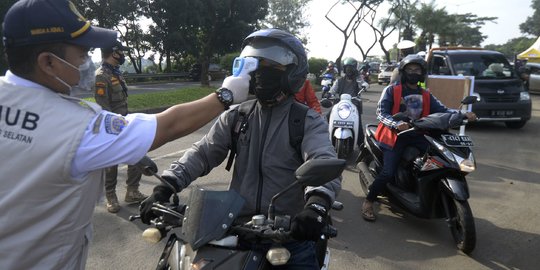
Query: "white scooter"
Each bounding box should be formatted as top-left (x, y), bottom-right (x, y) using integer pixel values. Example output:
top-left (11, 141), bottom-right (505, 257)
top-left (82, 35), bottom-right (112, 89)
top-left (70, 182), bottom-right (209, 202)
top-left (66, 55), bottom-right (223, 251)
top-left (321, 91), bottom-right (365, 160)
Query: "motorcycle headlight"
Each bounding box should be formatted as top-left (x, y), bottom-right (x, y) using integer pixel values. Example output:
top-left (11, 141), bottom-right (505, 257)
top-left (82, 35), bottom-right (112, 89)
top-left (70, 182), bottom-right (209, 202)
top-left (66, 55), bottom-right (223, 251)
top-left (454, 152), bottom-right (476, 173)
top-left (190, 259), bottom-right (211, 270)
top-left (337, 103), bottom-right (352, 119)
top-left (142, 228), bottom-right (162, 244)
top-left (520, 91), bottom-right (530, 101)
top-left (266, 247), bottom-right (290, 266)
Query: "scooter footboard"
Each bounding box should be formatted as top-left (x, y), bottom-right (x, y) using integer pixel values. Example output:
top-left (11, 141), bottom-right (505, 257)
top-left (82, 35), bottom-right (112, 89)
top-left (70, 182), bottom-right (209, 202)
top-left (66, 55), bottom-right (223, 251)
top-left (441, 177), bottom-right (470, 201)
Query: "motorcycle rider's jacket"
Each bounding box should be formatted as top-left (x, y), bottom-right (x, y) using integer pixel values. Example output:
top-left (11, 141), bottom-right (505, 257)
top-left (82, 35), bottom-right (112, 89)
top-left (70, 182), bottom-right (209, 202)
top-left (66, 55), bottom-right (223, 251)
top-left (0, 79), bottom-right (103, 269)
top-left (162, 96), bottom-right (341, 218)
top-left (374, 83), bottom-right (452, 149)
top-left (330, 76), bottom-right (360, 97)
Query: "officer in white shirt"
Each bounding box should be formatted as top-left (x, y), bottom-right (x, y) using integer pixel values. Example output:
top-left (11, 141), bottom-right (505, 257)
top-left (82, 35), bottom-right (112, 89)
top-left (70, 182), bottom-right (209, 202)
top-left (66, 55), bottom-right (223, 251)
top-left (0, 0), bottom-right (250, 269)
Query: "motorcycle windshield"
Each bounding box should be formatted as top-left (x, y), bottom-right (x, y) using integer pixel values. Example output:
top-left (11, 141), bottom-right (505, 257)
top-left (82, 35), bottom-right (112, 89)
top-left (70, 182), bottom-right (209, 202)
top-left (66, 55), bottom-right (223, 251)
top-left (181, 188), bottom-right (245, 250)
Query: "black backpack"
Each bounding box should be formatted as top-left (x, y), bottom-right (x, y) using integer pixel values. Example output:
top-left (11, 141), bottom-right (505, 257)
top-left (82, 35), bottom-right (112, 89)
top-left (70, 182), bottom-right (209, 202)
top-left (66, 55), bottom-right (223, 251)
top-left (225, 99), bottom-right (309, 171)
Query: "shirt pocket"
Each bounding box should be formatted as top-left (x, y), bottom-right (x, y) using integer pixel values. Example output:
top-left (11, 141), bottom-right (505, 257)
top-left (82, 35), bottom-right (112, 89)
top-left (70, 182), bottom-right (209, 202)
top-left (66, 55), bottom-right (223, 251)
top-left (110, 82), bottom-right (126, 102)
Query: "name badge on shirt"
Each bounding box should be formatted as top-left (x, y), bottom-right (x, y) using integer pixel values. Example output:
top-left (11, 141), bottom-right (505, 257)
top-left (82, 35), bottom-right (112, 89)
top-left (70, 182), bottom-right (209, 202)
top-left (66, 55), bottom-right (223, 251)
top-left (104, 114), bottom-right (128, 135)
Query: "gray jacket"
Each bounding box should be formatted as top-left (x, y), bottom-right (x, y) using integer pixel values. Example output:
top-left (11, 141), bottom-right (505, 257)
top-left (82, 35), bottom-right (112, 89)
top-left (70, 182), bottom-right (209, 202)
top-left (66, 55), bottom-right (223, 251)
top-left (163, 97), bottom-right (341, 217)
top-left (330, 77), bottom-right (360, 97)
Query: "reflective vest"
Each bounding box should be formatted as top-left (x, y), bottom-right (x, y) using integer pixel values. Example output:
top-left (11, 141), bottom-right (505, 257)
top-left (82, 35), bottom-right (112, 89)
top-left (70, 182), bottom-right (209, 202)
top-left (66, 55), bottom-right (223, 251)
top-left (374, 84), bottom-right (430, 148)
top-left (0, 80), bottom-right (103, 269)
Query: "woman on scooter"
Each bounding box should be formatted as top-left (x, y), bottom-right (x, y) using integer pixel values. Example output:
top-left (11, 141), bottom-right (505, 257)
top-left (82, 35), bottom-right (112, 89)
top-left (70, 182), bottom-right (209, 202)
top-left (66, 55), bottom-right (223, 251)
top-left (361, 54), bottom-right (477, 222)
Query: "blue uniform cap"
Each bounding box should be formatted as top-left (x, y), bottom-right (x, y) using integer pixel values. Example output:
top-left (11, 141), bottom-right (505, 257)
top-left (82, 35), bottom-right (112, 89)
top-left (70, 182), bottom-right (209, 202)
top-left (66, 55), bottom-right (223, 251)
top-left (2, 0), bottom-right (118, 49)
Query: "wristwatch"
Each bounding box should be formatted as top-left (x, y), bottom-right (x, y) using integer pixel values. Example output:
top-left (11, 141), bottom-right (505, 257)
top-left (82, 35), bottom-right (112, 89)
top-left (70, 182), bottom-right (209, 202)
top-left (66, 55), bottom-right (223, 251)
top-left (308, 203), bottom-right (327, 216)
top-left (215, 87), bottom-right (234, 110)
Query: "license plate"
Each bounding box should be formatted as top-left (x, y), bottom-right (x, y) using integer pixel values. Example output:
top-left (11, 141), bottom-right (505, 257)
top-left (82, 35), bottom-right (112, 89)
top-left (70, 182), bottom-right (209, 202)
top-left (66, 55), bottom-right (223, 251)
top-left (491, 110), bottom-right (514, 117)
top-left (441, 134), bottom-right (474, 147)
top-left (333, 120), bottom-right (354, 128)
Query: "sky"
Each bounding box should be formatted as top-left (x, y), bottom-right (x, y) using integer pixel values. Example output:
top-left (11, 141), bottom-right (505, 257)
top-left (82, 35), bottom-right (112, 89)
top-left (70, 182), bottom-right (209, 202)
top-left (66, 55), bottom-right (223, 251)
top-left (91, 0), bottom-right (535, 65)
top-left (304, 0), bottom-right (535, 61)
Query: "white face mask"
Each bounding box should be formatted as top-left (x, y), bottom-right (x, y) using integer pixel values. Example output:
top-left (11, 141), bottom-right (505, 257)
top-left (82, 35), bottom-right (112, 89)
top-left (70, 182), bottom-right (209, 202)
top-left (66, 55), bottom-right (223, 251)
top-left (49, 53), bottom-right (96, 94)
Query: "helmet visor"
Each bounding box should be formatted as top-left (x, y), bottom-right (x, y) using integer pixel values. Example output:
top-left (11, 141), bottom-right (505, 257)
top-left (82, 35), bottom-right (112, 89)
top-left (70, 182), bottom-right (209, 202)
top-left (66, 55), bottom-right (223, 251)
top-left (241, 39), bottom-right (298, 66)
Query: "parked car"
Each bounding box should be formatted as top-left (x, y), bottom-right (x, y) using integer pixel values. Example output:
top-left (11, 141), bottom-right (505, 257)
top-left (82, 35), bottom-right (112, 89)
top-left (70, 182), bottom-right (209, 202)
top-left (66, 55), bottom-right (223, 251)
top-left (377, 65), bottom-right (395, 85)
top-left (189, 63), bottom-right (227, 81)
top-left (426, 47), bottom-right (531, 129)
top-left (525, 62), bottom-right (540, 94)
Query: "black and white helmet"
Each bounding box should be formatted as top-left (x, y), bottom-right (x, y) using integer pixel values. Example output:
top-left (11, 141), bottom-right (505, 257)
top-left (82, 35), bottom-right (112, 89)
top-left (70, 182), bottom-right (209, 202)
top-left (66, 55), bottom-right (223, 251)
top-left (398, 54), bottom-right (427, 76)
top-left (240, 28), bottom-right (308, 94)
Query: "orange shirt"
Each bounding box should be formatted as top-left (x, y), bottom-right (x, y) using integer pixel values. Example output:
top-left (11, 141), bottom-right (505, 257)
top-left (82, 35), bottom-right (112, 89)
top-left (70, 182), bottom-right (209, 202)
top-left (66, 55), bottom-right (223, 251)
top-left (295, 80), bottom-right (322, 114)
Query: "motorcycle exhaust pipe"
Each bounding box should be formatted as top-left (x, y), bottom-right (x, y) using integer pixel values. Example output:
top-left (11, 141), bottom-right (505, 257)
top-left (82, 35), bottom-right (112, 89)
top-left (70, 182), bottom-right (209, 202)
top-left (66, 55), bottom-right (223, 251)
top-left (357, 161), bottom-right (374, 185)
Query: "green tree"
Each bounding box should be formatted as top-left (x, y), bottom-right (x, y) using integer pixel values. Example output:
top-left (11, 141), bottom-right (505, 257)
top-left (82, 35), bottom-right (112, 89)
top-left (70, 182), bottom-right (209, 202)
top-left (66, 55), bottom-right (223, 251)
top-left (0, 0), bottom-right (21, 74)
top-left (76, 0), bottom-right (149, 73)
top-left (520, 0), bottom-right (540, 36)
top-left (308, 57), bottom-right (328, 78)
top-left (146, 0), bottom-right (200, 73)
top-left (413, 2), bottom-right (495, 49)
top-left (413, 2), bottom-right (447, 50)
top-left (262, 0), bottom-right (312, 43)
top-left (220, 52), bottom-right (241, 76)
top-left (195, 0), bottom-right (268, 86)
top-left (485, 37), bottom-right (536, 59)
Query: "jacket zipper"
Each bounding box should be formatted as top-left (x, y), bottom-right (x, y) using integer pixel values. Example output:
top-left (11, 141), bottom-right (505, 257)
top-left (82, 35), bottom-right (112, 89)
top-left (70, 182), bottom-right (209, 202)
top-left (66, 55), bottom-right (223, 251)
top-left (255, 108), bottom-right (272, 214)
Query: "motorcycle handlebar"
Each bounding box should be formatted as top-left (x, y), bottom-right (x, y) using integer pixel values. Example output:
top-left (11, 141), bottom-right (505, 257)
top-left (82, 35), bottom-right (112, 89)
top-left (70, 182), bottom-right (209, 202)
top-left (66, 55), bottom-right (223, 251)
top-left (230, 223), bottom-right (338, 242)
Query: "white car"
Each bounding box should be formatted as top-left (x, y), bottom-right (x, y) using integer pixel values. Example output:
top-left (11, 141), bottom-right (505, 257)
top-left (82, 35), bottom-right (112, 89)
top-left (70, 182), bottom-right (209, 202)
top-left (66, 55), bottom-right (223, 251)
top-left (378, 65), bottom-right (396, 85)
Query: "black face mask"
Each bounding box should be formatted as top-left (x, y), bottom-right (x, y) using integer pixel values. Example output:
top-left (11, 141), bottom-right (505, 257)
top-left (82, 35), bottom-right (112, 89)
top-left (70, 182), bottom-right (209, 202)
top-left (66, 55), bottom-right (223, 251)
top-left (344, 66), bottom-right (356, 79)
top-left (253, 66), bottom-right (286, 105)
top-left (403, 72), bottom-right (424, 85)
top-left (113, 53), bottom-right (126, 65)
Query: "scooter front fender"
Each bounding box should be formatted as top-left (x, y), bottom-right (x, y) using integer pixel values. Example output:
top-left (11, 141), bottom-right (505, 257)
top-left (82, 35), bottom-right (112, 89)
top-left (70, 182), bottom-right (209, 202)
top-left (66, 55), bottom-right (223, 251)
top-left (333, 128), bottom-right (353, 140)
top-left (441, 177), bottom-right (470, 201)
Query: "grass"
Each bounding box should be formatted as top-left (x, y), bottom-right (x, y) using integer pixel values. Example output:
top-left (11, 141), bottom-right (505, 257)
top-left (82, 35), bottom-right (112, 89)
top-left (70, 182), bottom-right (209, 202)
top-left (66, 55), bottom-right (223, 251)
top-left (83, 86), bottom-right (215, 111)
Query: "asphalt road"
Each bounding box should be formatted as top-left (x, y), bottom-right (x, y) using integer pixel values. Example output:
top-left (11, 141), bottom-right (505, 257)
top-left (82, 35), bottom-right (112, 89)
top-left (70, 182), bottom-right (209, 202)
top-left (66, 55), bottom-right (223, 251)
top-left (86, 84), bottom-right (540, 270)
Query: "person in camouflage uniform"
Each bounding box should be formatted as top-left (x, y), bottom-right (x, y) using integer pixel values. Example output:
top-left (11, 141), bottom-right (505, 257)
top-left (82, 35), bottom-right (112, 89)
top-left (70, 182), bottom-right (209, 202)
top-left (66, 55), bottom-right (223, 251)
top-left (94, 41), bottom-right (147, 213)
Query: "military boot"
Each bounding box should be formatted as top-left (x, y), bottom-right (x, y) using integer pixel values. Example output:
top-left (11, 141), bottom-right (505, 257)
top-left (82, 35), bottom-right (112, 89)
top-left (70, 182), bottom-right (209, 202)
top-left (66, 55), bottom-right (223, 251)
top-left (125, 187), bottom-right (148, 204)
top-left (105, 191), bottom-right (120, 213)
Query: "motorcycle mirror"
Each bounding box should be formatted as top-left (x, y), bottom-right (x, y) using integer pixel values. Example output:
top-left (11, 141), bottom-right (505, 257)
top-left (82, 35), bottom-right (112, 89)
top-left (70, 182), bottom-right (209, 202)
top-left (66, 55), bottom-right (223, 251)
top-left (135, 156), bottom-right (158, 176)
top-left (461, 96), bottom-right (478, 105)
top-left (294, 159), bottom-right (346, 187)
top-left (268, 158), bottom-right (346, 220)
top-left (320, 99), bottom-right (333, 108)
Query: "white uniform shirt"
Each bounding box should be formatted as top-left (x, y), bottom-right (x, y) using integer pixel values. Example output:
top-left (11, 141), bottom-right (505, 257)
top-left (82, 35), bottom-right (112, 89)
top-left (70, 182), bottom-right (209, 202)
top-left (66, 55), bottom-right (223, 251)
top-left (2, 71), bottom-right (157, 178)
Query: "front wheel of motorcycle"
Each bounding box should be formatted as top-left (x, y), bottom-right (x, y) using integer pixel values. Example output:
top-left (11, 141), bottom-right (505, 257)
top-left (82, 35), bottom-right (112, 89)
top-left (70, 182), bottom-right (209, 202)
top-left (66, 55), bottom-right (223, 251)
top-left (335, 138), bottom-right (352, 160)
top-left (448, 198), bottom-right (477, 254)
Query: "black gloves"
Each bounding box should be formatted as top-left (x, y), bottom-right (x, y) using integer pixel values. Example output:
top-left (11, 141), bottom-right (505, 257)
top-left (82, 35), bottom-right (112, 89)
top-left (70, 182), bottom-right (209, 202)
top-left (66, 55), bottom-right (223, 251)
top-left (291, 194), bottom-right (331, 241)
top-left (139, 184), bottom-right (174, 225)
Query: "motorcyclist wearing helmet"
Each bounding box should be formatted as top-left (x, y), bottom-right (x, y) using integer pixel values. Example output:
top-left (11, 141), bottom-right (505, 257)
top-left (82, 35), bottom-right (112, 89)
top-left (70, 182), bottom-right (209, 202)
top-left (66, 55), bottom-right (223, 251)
top-left (330, 57), bottom-right (361, 97)
top-left (361, 54), bottom-right (476, 222)
top-left (328, 57), bottom-right (364, 144)
top-left (323, 61), bottom-right (339, 77)
top-left (140, 28), bottom-right (341, 269)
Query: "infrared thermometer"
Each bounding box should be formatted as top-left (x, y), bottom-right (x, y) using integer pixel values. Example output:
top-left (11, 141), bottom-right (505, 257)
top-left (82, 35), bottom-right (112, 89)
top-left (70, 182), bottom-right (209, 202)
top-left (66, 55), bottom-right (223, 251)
top-left (232, 57), bottom-right (258, 77)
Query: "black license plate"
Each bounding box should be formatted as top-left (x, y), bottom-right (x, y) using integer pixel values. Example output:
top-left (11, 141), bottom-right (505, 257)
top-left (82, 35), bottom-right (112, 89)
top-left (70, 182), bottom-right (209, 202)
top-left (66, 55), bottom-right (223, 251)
top-left (441, 134), bottom-right (474, 147)
top-left (491, 110), bottom-right (514, 117)
top-left (333, 120), bottom-right (354, 128)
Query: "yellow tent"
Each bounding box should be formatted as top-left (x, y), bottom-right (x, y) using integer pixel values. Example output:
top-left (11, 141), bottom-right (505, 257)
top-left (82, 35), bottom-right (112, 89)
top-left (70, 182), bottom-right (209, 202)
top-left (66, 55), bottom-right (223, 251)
top-left (517, 36), bottom-right (540, 63)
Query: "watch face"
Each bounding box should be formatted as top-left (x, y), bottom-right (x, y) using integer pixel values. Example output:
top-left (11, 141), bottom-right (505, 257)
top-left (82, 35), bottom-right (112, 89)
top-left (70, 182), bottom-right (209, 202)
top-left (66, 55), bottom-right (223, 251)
top-left (221, 89), bottom-right (233, 102)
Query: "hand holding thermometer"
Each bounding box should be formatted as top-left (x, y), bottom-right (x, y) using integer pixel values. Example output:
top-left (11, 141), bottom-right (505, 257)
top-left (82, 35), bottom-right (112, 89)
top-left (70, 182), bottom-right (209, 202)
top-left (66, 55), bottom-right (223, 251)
top-left (232, 57), bottom-right (258, 77)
